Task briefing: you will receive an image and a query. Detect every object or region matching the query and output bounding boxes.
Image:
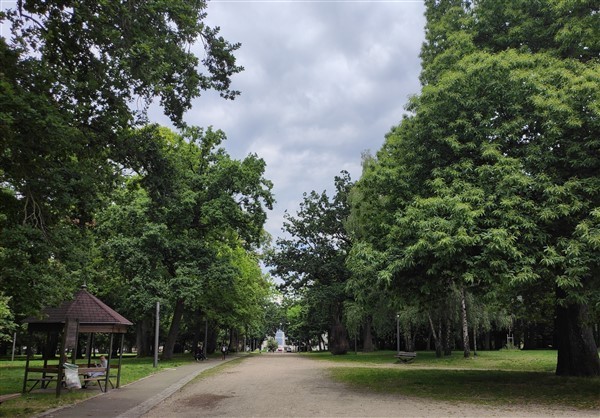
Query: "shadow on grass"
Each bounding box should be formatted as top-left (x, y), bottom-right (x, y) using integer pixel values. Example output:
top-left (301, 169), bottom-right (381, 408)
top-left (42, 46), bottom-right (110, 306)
top-left (330, 367), bottom-right (600, 409)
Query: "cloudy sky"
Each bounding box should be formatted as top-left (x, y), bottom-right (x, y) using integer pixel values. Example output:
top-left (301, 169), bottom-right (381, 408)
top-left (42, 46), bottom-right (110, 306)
top-left (178, 0), bottom-right (428, 245)
top-left (1, 0), bottom-right (427, 246)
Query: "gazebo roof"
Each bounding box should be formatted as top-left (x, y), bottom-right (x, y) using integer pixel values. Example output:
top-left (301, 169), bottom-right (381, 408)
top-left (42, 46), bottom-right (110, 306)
top-left (26, 286), bottom-right (132, 334)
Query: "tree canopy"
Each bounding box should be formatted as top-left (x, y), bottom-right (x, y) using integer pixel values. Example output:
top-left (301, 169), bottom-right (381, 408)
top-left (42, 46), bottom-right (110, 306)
top-left (268, 172), bottom-right (353, 354)
top-left (344, 0), bottom-right (600, 376)
top-left (0, 0), bottom-right (274, 358)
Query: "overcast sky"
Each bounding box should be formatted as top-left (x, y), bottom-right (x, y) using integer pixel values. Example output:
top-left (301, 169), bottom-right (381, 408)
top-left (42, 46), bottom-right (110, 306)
top-left (1, 0), bottom-right (427, 248)
top-left (178, 0), bottom-right (428, 246)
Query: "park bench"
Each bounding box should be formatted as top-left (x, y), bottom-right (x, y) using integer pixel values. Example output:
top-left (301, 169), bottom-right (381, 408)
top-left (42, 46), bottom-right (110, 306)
top-left (79, 367), bottom-right (110, 392)
top-left (394, 351), bottom-right (417, 363)
top-left (23, 364), bottom-right (115, 393)
top-left (23, 366), bottom-right (59, 392)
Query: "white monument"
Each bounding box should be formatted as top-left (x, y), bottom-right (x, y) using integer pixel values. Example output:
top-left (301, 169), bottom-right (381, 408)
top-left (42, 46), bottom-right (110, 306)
top-left (275, 329), bottom-right (286, 349)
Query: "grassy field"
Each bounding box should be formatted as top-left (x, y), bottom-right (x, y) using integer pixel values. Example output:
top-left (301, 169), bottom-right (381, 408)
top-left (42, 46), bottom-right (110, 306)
top-left (0, 353), bottom-right (212, 417)
top-left (306, 350), bottom-right (600, 409)
top-left (2, 350), bottom-right (598, 415)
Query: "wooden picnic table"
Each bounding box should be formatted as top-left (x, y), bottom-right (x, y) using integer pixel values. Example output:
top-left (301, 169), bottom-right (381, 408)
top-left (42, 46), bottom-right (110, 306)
top-left (23, 365), bottom-right (113, 393)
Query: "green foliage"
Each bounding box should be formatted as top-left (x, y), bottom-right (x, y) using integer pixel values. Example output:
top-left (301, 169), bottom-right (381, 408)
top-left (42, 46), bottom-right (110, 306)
top-left (95, 125), bottom-right (273, 357)
top-left (0, 293), bottom-right (16, 343)
top-left (266, 337), bottom-right (278, 352)
top-left (268, 172), bottom-right (354, 354)
top-left (0, 0), bottom-right (245, 328)
top-left (1, 0), bottom-right (242, 129)
top-left (347, 0), bottom-right (599, 374)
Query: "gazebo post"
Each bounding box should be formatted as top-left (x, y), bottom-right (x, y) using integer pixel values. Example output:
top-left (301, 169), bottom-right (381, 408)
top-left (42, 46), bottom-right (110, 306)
top-left (22, 336), bottom-right (32, 393)
top-left (85, 332), bottom-right (93, 366)
top-left (117, 333), bottom-right (125, 388)
top-left (70, 319), bottom-right (79, 364)
top-left (42, 331), bottom-right (51, 382)
top-left (104, 333), bottom-right (114, 391)
top-left (56, 319), bottom-right (69, 398)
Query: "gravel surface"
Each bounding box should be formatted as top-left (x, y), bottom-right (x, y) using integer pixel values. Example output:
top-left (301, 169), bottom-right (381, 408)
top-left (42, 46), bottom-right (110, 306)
top-left (143, 354), bottom-right (598, 417)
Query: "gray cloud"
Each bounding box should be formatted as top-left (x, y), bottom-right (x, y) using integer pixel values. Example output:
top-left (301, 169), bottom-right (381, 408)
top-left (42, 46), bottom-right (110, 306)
top-left (0, 0), bottom-right (425, 256)
top-left (172, 2), bottom-right (426, 244)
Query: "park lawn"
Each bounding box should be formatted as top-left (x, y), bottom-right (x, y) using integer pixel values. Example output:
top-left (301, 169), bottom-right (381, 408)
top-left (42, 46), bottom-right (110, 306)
top-left (306, 350), bottom-right (599, 409)
top-left (0, 353), bottom-right (204, 417)
top-left (330, 367), bottom-right (600, 409)
top-left (306, 349), bottom-right (557, 372)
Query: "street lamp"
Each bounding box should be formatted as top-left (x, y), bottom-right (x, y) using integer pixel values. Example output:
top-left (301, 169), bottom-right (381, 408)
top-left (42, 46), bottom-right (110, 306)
top-left (396, 313), bottom-right (400, 355)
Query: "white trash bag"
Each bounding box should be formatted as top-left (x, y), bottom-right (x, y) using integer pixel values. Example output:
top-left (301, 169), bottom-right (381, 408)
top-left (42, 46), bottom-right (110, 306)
top-left (63, 362), bottom-right (81, 389)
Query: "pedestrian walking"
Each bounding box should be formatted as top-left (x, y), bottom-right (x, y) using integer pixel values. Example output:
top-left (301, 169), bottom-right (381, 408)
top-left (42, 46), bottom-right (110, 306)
top-left (221, 343), bottom-right (228, 360)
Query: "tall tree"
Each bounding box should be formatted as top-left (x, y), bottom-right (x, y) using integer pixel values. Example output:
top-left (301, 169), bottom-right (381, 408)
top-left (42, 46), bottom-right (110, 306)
top-left (268, 172), bottom-right (353, 354)
top-left (0, 0), bottom-right (243, 322)
top-left (349, 0), bottom-right (599, 375)
top-left (97, 125), bottom-right (273, 359)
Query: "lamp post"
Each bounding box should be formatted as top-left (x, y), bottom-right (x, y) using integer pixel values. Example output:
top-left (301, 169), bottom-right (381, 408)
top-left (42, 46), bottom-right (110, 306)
top-left (396, 313), bottom-right (400, 355)
top-left (154, 301), bottom-right (160, 368)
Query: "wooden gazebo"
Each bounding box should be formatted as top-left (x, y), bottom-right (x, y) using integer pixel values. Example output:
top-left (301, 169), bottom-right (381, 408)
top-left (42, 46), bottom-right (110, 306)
top-left (23, 285), bottom-right (132, 396)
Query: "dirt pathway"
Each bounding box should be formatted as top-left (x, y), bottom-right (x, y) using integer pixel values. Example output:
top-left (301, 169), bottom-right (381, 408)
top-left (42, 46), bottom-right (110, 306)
top-left (143, 354), bottom-right (596, 417)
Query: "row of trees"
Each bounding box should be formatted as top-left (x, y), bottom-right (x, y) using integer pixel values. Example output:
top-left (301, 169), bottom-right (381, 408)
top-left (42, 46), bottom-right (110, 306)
top-left (0, 1), bottom-right (276, 357)
top-left (268, 0), bottom-right (600, 376)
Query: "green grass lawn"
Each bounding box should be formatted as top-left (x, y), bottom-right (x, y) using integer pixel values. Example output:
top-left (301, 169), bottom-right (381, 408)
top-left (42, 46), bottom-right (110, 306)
top-left (0, 353), bottom-right (213, 417)
top-left (305, 349), bottom-right (558, 371)
top-left (306, 350), bottom-right (600, 409)
top-left (2, 350), bottom-right (598, 415)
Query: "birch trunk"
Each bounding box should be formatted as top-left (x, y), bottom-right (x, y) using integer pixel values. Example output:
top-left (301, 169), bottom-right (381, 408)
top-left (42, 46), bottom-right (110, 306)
top-left (460, 287), bottom-right (470, 358)
top-left (428, 312), bottom-right (443, 358)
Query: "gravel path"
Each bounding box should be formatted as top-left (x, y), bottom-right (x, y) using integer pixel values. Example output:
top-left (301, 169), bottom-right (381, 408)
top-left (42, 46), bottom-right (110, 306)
top-left (143, 354), bottom-right (597, 417)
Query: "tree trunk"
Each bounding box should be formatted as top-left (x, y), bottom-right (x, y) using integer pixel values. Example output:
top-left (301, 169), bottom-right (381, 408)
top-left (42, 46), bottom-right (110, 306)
top-left (443, 316), bottom-right (453, 356)
top-left (402, 324), bottom-right (416, 352)
top-left (136, 319), bottom-right (151, 357)
top-left (428, 313), bottom-right (443, 358)
top-left (362, 317), bottom-right (374, 352)
top-left (207, 324), bottom-right (217, 354)
top-left (472, 324), bottom-right (477, 357)
top-left (330, 315), bottom-right (349, 355)
top-left (555, 289), bottom-right (600, 376)
top-left (460, 287), bottom-right (470, 358)
top-left (162, 298), bottom-right (185, 360)
top-left (191, 309), bottom-right (202, 353)
top-left (523, 323), bottom-right (538, 350)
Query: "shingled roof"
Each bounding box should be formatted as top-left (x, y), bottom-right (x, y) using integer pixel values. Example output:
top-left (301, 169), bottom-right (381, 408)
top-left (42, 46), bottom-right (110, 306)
top-left (26, 286), bottom-right (132, 333)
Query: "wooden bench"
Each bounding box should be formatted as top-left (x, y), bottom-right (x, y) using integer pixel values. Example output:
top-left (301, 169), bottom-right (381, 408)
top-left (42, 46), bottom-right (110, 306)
top-left (0, 393), bottom-right (21, 404)
top-left (79, 367), bottom-right (109, 392)
top-left (107, 364), bottom-right (118, 389)
top-left (24, 364), bottom-right (117, 393)
top-left (26, 377), bottom-right (57, 392)
top-left (394, 351), bottom-right (417, 363)
top-left (81, 377), bottom-right (107, 391)
top-left (24, 367), bottom-right (59, 392)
